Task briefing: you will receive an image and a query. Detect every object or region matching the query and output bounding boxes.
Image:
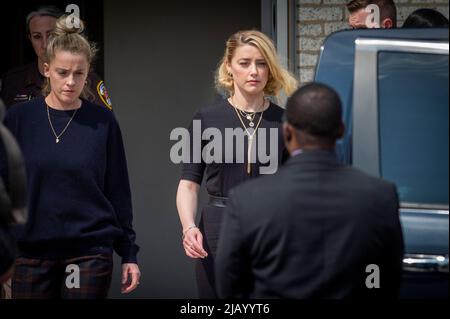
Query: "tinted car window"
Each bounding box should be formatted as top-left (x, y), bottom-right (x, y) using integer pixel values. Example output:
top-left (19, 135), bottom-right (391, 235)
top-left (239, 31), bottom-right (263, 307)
top-left (378, 51), bottom-right (449, 205)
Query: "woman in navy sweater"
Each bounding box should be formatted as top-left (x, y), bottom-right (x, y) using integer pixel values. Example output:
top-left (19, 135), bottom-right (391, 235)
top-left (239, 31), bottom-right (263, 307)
top-left (3, 16), bottom-right (140, 298)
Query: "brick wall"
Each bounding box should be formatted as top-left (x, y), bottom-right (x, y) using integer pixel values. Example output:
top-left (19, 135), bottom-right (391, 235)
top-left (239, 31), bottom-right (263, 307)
top-left (297, 0), bottom-right (449, 85)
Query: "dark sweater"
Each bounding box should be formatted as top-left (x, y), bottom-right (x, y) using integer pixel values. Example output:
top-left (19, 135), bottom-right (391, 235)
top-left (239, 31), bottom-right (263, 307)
top-left (2, 97), bottom-right (138, 263)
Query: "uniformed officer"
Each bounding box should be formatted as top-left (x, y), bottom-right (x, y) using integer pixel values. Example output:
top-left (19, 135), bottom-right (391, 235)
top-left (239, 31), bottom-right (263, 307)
top-left (0, 6), bottom-right (112, 110)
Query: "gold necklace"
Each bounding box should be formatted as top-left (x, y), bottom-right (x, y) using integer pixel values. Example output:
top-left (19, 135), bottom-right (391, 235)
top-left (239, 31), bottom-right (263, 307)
top-left (46, 103), bottom-right (78, 143)
top-left (232, 97), bottom-right (265, 127)
top-left (230, 99), bottom-right (265, 174)
top-left (237, 109), bottom-right (257, 126)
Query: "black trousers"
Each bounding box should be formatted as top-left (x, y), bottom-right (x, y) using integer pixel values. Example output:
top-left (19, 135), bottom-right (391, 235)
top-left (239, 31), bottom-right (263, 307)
top-left (195, 203), bottom-right (225, 299)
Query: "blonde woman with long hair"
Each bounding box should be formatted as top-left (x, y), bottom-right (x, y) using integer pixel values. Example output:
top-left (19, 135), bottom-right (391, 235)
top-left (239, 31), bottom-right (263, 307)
top-left (176, 30), bottom-right (298, 298)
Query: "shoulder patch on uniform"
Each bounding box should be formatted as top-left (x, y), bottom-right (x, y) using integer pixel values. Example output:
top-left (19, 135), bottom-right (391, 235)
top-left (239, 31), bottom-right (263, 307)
top-left (96, 80), bottom-right (113, 110)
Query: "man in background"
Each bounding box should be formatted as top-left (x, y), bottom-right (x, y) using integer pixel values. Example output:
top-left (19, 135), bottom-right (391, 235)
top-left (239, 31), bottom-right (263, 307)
top-left (346, 0), bottom-right (397, 29)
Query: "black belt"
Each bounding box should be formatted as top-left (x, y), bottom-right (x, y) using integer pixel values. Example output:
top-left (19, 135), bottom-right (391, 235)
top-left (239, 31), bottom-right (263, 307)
top-left (208, 195), bottom-right (228, 208)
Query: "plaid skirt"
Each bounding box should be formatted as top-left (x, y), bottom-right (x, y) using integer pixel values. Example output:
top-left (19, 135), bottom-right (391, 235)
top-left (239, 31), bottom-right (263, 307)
top-left (12, 253), bottom-right (113, 299)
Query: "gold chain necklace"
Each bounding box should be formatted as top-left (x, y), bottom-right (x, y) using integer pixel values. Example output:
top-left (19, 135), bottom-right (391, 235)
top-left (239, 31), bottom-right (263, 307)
top-left (237, 109), bottom-right (257, 126)
top-left (46, 103), bottom-right (78, 143)
top-left (230, 98), bottom-right (265, 174)
top-left (233, 98), bottom-right (265, 127)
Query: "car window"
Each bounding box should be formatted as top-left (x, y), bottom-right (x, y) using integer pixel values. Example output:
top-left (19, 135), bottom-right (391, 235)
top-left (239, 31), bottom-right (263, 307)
top-left (378, 51), bottom-right (449, 206)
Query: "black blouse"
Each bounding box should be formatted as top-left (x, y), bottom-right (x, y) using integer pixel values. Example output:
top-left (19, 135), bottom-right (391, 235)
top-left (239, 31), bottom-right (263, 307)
top-left (181, 98), bottom-right (287, 197)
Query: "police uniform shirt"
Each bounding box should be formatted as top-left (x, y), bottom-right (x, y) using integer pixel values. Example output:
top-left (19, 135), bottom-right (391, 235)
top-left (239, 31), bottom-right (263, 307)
top-left (0, 62), bottom-right (112, 110)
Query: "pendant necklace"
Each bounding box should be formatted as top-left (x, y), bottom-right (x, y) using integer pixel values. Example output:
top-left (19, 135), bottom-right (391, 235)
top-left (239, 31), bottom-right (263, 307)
top-left (230, 98), bottom-right (266, 174)
top-left (46, 103), bottom-right (78, 143)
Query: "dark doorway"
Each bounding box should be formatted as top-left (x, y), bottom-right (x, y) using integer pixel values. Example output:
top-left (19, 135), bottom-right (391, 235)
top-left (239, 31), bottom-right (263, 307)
top-left (0, 0), bottom-right (104, 78)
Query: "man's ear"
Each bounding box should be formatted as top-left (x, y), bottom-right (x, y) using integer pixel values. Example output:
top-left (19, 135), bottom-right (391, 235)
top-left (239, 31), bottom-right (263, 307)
top-left (283, 122), bottom-right (292, 143)
top-left (43, 63), bottom-right (50, 78)
top-left (381, 18), bottom-right (394, 28)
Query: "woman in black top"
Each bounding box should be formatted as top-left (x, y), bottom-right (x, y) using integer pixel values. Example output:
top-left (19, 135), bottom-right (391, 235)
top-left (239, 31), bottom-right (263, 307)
top-left (176, 30), bottom-right (298, 298)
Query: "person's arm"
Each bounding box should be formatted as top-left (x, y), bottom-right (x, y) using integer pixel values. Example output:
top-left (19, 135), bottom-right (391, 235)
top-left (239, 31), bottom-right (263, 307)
top-left (215, 189), bottom-right (252, 298)
top-left (176, 109), bottom-right (208, 258)
top-left (0, 108), bottom-right (18, 189)
top-left (176, 180), bottom-right (207, 258)
top-left (104, 114), bottom-right (140, 293)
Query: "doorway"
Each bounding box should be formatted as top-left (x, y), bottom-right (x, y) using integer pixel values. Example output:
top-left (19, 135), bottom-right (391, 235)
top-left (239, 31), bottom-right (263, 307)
top-left (0, 0), bottom-right (104, 78)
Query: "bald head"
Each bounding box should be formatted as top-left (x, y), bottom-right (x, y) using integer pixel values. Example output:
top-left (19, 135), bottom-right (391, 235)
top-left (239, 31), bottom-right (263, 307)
top-left (284, 83), bottom-right (344, 150)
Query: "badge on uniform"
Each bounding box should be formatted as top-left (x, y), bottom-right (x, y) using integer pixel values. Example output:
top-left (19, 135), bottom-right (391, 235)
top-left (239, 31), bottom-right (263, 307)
top-left (14, 94), bottom-right (32, 102)
top-left (96, 81), bottom-right (113, 110)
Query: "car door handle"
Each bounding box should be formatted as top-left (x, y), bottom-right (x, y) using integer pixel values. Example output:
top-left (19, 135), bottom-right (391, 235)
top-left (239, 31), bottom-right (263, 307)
top-left (403, 254), bottom-right (449, 273)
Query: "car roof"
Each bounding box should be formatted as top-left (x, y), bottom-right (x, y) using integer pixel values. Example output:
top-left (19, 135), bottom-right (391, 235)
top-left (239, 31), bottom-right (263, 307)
top-left (315, 28), bottom-right (449, 105)
top-left (314, 28), bottom-right (449, 165)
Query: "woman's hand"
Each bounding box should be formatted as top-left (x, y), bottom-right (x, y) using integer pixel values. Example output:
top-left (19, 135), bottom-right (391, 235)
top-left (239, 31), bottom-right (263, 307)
top-left (176, 180), bottom-right (207, 259)
top-left (121, 263), bottom-right (141, 294)
top-left (183, 227), bottom-right (208, 259)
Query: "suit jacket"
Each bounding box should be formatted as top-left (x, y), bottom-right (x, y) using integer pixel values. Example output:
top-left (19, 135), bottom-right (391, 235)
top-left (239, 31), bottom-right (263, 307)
top-left (215, 150), bottom-right (404, 298)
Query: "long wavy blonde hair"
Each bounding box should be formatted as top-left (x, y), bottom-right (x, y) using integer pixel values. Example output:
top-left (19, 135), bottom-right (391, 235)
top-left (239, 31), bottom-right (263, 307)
top-left (42, 15), bottom-right (98, 101)
top-left (215, 30), bottom-right (298, 99)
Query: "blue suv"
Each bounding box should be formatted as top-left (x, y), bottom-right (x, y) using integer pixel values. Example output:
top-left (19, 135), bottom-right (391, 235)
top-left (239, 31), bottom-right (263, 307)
top-left (315, 28), bottom-right (449, 298)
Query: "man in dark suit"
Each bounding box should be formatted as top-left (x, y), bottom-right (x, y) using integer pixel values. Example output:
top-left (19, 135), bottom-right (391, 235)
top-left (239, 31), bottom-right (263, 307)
top-left (215, 83), bottom-right (404, 298)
